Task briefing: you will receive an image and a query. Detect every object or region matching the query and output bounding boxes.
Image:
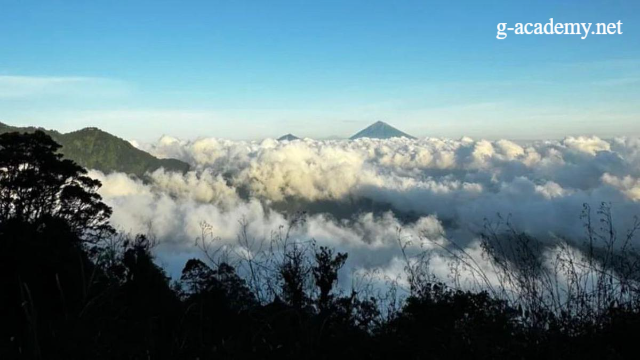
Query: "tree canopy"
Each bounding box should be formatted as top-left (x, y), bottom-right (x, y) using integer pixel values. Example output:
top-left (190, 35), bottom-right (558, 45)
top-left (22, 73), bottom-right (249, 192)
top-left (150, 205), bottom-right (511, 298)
top-left (0, 130), bottom-right (113, 239)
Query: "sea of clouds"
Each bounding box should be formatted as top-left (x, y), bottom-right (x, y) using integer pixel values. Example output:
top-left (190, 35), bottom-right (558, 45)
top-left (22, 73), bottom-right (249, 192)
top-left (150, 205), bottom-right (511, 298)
top-left (88, 135), bottom-right (640, 287)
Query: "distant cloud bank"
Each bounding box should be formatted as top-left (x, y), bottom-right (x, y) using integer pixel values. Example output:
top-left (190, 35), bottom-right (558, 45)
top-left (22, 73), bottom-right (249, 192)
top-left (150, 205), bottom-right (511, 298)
top-left (0, 75), bottom-right (129, 99)
top-left (88, 135), bottom-right (640, 283)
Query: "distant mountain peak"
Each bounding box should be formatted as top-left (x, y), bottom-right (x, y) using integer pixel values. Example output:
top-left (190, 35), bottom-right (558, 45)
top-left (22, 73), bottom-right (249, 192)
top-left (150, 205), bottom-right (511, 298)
top-left (350, 121), bottom-right (415, 140)
top-left (278, 133), bottom-right (300, 141)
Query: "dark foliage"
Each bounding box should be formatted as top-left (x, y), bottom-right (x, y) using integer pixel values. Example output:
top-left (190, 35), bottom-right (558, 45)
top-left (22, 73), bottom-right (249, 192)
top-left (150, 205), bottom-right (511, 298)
top-left (0, 131), bottom-right (113, 238)
top-left (2, 131), bottom-right (640, 359)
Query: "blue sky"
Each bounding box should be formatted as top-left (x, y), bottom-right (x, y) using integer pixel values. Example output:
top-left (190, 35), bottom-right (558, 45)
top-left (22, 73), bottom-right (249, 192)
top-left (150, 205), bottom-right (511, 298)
top-left (1, 0), bottom-right (639, 141)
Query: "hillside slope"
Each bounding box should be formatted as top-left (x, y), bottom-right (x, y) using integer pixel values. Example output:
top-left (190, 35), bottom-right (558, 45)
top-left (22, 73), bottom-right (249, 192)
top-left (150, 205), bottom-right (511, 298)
top-left (0, 122), bottom-right (189, 176)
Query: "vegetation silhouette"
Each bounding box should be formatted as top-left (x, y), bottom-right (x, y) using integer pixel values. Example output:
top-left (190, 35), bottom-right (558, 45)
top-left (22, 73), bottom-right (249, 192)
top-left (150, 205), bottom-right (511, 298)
top-left (2, 131), bottom-right (640, 359)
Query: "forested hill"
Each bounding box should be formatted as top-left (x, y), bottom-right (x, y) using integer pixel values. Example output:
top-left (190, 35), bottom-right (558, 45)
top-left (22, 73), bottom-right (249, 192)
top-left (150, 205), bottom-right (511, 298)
top-left (0, 122), bottom-right (189, 177)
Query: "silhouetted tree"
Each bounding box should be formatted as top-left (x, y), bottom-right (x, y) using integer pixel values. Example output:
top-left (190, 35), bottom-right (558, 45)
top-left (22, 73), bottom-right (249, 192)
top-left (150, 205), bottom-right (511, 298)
top-left (279, 242), bottom-right (310, 309)
top-left (105, 234), bottom-right (180, 359)
top-left (312, 246), bottom-right (347, 312)
top-left (0, 131), bottom-right (113, 239)
top-left (0, 131), bottom-right (114, 359)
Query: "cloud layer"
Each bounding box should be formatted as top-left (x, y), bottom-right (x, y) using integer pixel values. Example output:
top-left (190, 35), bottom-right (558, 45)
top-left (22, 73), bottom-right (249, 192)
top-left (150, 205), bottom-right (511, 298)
top-left (89, 135), bottom-right (640, 281)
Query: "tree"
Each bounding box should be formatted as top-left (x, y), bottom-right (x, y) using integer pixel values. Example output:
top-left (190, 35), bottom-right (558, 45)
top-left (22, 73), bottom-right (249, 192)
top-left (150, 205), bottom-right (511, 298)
top-left (0, 130), bottom-right (113, 240)
top-left (312, 246), bottom-right (347, 312)
top-left (0, 131), bottom-right (115, 359)
top-left (181, 258), bottom-right (256, 310)
top-left (279, 242), bottom-right (311, 309)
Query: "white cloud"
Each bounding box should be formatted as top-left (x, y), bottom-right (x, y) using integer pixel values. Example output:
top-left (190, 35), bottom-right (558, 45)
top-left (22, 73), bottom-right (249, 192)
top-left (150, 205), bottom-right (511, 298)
top-left (602, 173), bottom-right (640, 201)
top-left (0, 75), bottom-right (129, 99)
top-left (563, 136), bottom-right (611, 155)
top-left (86, 135), bottom-right (640, 283)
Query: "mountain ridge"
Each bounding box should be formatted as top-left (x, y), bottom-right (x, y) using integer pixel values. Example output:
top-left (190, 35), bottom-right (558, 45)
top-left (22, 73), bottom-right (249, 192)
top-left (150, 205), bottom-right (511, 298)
top-left (0, 122), bottom-right (189, 177)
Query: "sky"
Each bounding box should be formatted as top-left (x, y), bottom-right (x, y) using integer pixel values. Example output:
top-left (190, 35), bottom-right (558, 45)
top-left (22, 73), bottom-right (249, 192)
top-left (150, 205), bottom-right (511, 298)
top-left (0, 0), bottom-right (639, 141)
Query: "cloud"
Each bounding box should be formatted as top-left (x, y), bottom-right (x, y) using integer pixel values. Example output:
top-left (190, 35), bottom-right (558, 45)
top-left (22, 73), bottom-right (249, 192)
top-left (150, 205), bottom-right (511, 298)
top-left (87, 135), bottom-right (640, 282)
top-left (602, 173), bottom-right (640, 201)
top-left (0, 75), bottom-right (129, 99)
top-left (562, 136), bottom-right (611, 155)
